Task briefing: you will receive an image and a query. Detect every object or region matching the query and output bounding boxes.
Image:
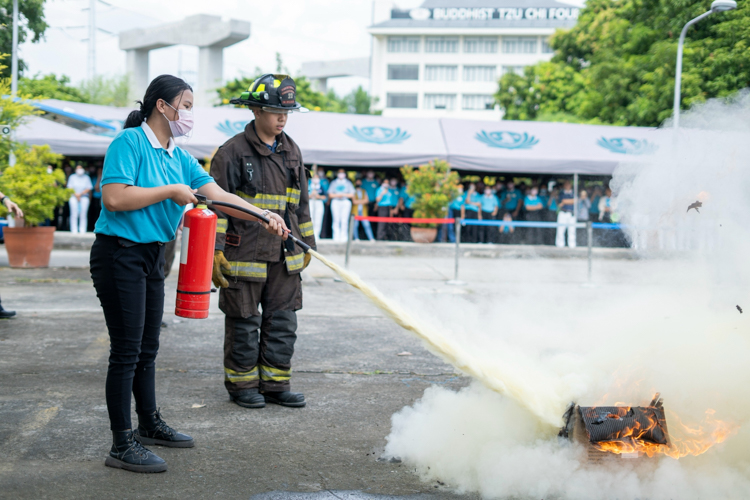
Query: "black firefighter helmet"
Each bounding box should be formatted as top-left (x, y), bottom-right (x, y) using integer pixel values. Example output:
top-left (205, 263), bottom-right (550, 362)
top-left (230, 74), bottom-right (307, 112)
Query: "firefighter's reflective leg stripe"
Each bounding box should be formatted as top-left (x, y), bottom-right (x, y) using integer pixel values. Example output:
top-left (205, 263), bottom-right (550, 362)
top-left (216, 219), bottom-right (228, 234)
top-left (285, 253), bottom-right (305, 273)
top-left (236, 191), bottom-right (287, 211)
top-left (223, 261), bottom-right (268, 278)
top-left (286, 188), bottom-right (301, 206)
top-left (299, 221), bottom-right (314, 238)
top-left (224, 366), bottom-right (259, 383)
top-left (259, 364), bottom-right (291, 383)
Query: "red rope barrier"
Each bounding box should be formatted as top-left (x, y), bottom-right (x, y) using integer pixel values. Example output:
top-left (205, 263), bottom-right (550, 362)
top-left (354, 216), bottom-right (455, 224)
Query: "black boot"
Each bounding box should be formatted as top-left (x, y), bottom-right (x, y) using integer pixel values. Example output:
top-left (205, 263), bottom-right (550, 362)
top-left (0, 302), bottom-right (16, 319)
top-left (263, 390), bottom-right (306, 408)
top-left (135, 409), bottom-right (194, 448)
top-left (105, 429), bottom-right (167, 473)
top-left (229, 388), bottom-right (266, 409)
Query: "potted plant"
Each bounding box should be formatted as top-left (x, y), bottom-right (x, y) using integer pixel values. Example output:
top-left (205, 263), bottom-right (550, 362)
top-left (0, 145), bottom-right (71, 267)
top-left (401, 160), bottom-right (460, 243)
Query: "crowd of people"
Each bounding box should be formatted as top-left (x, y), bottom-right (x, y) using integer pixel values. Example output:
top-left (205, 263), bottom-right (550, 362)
top-left (47, 162), bottom-right (621, 248)
top-left (307, 168), bottom-right (622, 247)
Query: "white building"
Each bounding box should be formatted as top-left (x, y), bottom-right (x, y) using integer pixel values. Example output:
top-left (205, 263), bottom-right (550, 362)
top-left (368, 0), bottom-right (580, 120)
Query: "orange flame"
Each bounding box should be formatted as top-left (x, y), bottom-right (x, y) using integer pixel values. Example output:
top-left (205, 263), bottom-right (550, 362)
top-left (592, 408), bottom-right (736, 459)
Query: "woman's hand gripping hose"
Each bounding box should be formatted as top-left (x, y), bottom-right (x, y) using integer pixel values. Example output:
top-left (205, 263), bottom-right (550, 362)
top-left (212, 251), bottom-right (231, 288)
top-left (196, 194), bottom-right (312, 254)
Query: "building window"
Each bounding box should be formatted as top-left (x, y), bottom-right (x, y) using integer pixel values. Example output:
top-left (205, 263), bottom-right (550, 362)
top-left (425, 36), bottom-right (459, 53)
top-left (424, 94), bottom-right (456, 110)
top-left (541, 38), bottom-right (553, 54)
top-left (501, 65), bottom-right (526, 76)
top-left (425, 65), bottom-right (458, 81)
top-left (387, 93), bottom-right (418, 108)
top-left (388, 64), bottom-right (419, 80)
top-left (502, 37), bottom-right (538, 54)
top-left (463, 65), bottom-right (497, 82)
top-left (462, 94), bottom-right (496, 110)
top-left (387, 36), bottom-right (420, 53)
top-left (464, 37), bottom-right (498, 53)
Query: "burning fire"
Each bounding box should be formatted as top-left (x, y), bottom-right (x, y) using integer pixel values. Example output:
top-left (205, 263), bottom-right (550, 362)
top-left (592, 407), bottom-right (736, 459)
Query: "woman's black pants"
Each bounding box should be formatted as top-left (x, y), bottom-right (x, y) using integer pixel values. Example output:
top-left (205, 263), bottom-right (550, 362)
top-left (90, 234), bottom-right (166, 431)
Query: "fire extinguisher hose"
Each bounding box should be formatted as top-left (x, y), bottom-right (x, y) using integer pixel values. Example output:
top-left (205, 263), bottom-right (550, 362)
top-left (198, 195), bottom-right (311, 253)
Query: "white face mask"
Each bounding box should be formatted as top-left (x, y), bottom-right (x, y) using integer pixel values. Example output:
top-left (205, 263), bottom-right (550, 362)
top-left (76, 168), bottom-right (85, 176)
top-left (337, 173), bottom-right (346, 180)
top-left (162, 102), bottom-right (194, 137)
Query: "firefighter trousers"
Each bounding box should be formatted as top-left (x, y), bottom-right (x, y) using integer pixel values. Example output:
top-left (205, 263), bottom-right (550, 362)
top-left (219, 259), bottom-right (302, 395)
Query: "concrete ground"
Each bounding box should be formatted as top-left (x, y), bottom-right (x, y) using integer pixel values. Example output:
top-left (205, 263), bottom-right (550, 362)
top-left (0, 244), bottom-right (670, 499)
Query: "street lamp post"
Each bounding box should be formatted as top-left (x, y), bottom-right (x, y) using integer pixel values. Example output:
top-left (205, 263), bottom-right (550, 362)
top-left (673, 0), bottom-right (737, 129)
top-left (9, 0), bottom-right (18, 166)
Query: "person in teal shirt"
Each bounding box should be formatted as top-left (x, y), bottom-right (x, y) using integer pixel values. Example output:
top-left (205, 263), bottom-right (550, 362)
top-left (502, 181), bottom-right (521, 218)
top-left (461, 183), bottom-right (482, 243)
top-left (523, 186), bottom-right (544, 245)
top-left (479, 186), bottom-right (499, 243)
top-left (375, 178), bottom-right (398, 240)
top-left (90, 75), bottom-right (288, 474)
top-left (439, 184), bottom-right (464, 243)
top-left (362, 169), bottom-right (380, 215)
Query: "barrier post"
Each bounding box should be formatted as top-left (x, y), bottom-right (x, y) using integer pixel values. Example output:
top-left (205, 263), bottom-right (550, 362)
top-left (447, 219), bottom-right (464, 285)
top-left (587, 220), bottom-right (593, 283)
top-left (345, 214), bottom-right (354, 269)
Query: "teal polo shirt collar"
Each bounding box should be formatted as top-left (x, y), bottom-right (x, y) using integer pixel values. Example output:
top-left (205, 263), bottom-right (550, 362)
top-left (141, 120), bottom-right (176, 157)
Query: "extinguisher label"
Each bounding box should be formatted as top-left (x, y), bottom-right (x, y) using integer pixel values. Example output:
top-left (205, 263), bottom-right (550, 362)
top-left (180, 227), bottom-right (190, 265)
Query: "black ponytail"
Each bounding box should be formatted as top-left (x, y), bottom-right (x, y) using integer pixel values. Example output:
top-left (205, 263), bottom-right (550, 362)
top-left (124, 74), bottom-right (193, 129)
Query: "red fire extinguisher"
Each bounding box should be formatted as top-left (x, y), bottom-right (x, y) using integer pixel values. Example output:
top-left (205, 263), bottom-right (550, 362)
top-left (175, 202), bottom-right (217, 319)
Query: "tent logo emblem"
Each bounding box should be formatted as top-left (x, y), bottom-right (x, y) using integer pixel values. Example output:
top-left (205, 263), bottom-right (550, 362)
top-left (475, 130), bottom-right (538, 149)
top-left (216, 120), bottom-right (247, 137)
top-left (345, 126), bottom-right (411, 145)
top-left (597, 137), bottom-right (657, 155)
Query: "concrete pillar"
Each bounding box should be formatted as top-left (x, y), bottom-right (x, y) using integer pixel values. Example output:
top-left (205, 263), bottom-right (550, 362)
top-left (126, 49), bottom-right (149, 105)
top-left (312, 77), bottom-right (328, 93)
top-left (197, 45), bottom-right (223, 107)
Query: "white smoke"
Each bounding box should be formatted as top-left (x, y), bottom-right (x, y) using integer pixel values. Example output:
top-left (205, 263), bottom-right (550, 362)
top-left (383, 93), bottom-right (750, 498)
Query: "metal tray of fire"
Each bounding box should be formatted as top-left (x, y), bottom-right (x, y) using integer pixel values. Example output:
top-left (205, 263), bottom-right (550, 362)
top-left (559, 393), bottom-right (670, 463)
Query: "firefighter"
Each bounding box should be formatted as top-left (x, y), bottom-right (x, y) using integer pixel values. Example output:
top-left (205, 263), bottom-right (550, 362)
top-left (210, 74), bottom-right (316, 409)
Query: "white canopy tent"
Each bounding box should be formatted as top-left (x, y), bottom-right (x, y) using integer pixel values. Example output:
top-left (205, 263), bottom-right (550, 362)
top-left (16, 99), bottom-right (668, 175)
top-left (440, 118), bottom-right (664, 175)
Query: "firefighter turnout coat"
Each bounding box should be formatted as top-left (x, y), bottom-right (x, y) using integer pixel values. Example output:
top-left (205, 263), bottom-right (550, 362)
top-left (210, 122), bottom-right (316, 278)
top-left (210, 121), bottom-right (316, 394)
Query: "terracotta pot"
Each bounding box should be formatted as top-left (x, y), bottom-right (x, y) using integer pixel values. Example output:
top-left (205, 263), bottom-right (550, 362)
top-left (410, 227), bottom-right (437, 243)
top-left (4, 226), bottom-right (56, 268)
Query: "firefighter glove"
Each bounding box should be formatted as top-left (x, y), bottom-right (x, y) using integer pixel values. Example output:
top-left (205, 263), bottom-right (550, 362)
top-left (212, 250), bottom-right (231, 288)
top-left (303, 252), bottom-right (312, 270)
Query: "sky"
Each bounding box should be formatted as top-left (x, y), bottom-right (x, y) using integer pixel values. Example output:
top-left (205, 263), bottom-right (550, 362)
top-left (19, 0), bottom-right (392, 97)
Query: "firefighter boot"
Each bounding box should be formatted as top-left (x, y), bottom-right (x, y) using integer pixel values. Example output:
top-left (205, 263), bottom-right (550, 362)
top-left (105, 429), bottom-right (167, 473)
top-left (229, 388), bottom-right (266, 409)
top-left (263, 391), bottom-right (306, 408)
top-left (135, 409), bottom-right (194, 448)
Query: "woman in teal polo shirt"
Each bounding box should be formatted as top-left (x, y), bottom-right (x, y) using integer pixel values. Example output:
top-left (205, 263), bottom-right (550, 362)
top-left (90, 75), bottom-right (287, 474)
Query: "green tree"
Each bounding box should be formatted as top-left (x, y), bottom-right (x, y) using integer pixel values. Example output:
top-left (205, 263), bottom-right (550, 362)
top-left (0, 0), bottom-right (48, 78)
top-left (19, 73), bottom-right (86, 102)
top-left (344, 85), bottom-right (373, 114)
top-left (78, 74), bottom-right (132, 107)
top-left (496, 0), bottom-right (750, 126)
top-left (0, 59), bottom-right (42, 169)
